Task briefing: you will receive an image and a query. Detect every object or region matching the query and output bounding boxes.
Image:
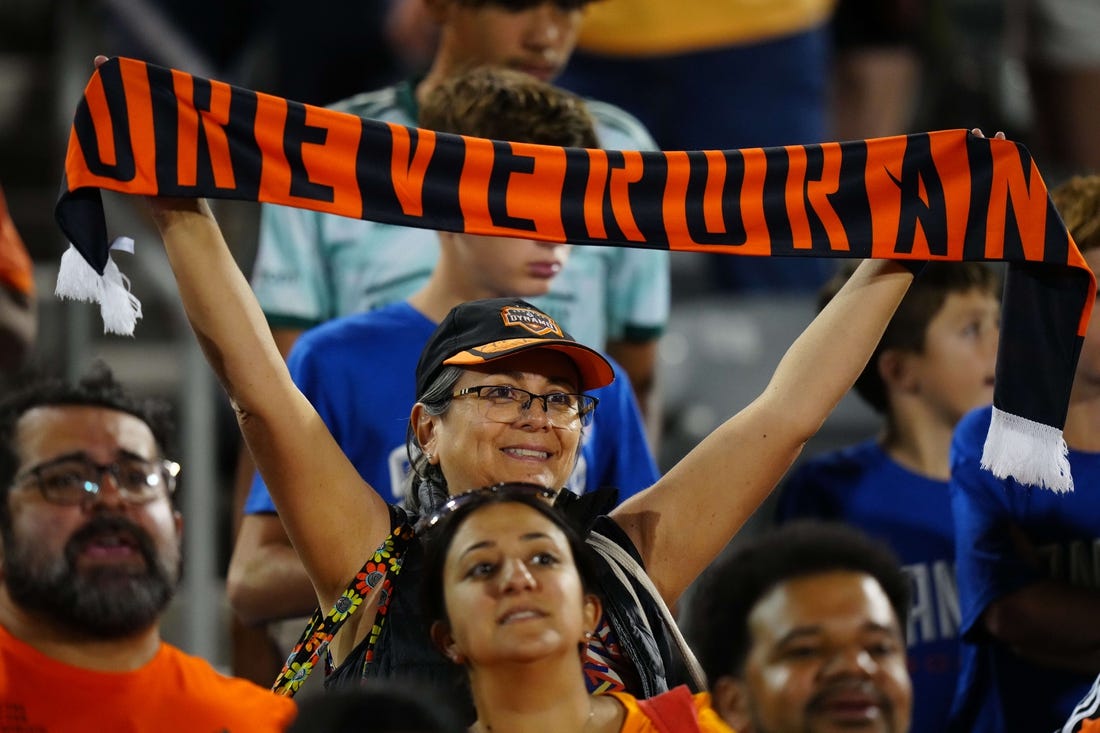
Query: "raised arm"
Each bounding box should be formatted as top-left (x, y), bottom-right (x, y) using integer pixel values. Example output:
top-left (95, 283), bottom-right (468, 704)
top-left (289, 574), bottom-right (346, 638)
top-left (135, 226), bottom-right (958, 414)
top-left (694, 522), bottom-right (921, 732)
top-left (611, 259), bottom-right (916, 605)
top-left (149, 198), bottom-right (391, 612)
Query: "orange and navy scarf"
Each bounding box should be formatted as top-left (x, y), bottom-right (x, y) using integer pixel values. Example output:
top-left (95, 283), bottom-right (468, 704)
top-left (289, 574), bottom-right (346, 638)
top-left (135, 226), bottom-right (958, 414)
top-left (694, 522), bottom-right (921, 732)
top-left (55, 57), bottom-right (1096, 493)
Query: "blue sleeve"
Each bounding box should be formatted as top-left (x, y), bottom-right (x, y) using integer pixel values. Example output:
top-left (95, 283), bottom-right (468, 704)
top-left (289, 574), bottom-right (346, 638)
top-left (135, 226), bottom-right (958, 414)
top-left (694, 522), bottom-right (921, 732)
top-left (243, 470), bottom-right (277, 515)
top-left (949, 407), bottom-right (1041, 640)
top-left (582, 357), bottom-right (659, 501)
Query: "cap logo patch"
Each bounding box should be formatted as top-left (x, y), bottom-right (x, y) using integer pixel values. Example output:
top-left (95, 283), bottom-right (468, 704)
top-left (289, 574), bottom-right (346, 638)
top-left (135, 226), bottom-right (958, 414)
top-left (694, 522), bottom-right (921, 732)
top-left (500, 306), bottom-right (563, 336)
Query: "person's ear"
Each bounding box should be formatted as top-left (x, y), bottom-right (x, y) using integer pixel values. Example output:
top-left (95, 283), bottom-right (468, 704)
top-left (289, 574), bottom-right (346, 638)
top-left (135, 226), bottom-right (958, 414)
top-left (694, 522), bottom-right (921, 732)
top-left (173, 511), bottom-right (184, 545)
top-left (430, 620), bottom-right (465, 665)
top-left (711, 675), bottom-right (753, 733)
top-left (412, 403), bottom-right (439, 462)
top-left (581, 593), bottom-right (602, 641)
top-left (878, 349), bottom-right (918, 394)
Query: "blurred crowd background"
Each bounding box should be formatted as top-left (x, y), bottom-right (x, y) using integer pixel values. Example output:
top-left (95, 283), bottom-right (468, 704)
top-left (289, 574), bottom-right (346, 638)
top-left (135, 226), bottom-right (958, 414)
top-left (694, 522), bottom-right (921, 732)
top-left (1, 0), bottom-right (1095, 670)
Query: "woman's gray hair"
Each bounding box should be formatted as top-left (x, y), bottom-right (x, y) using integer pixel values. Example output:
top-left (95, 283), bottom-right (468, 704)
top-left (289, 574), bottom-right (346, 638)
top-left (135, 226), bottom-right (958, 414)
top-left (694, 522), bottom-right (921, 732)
top-left (404, 366), bottom-right (465, 518)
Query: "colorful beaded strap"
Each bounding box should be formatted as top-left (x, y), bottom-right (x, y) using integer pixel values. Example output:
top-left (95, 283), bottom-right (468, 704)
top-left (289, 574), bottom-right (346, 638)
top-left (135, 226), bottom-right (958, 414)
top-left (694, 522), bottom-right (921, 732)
top-left (273, 522), bottom-right (415, 696)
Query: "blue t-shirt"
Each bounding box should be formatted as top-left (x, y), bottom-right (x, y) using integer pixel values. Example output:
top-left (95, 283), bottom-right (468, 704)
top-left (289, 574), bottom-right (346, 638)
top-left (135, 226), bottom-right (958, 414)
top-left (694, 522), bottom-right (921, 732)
top-left (775, 440), bottom-right (959, 733)
top-left (244, 301), bottom-right (658, 513)
top-left (949, 406), bottom-right (1100, 733)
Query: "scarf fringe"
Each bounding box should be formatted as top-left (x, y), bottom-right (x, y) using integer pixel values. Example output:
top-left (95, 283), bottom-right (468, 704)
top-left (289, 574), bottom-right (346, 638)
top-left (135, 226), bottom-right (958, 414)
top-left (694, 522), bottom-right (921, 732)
top-left (981, 406), bottom-right (1073, 493)
top-left (54, 243), bottom-right (142, 336)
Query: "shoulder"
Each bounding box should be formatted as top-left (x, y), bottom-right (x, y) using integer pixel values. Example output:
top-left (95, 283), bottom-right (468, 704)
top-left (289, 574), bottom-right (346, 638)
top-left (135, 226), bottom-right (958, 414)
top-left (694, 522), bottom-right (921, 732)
top-left (158, 645), bottom-right (297, 721)
top-left (585, 99), bottom-right (657, 151)
top-left (952, 405), bottom-right (995, 458)
top-left (613, 686), bottom-right (725, 730)
top-left (329, 84), bottom-right (412, 125)
top-left (295, 302), bottom-right (429, 355)
top-left (804, 440), bottom-right (883, 473)
top-left (788, 440), bottom-right (884, 487)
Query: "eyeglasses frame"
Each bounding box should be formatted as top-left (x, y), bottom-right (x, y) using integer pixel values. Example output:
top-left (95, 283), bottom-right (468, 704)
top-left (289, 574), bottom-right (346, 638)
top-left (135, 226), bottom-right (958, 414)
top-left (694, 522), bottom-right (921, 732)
top-left (451, 384), bottom-right (599, 427)
top-left (12, 454), bottom-right (181, 506)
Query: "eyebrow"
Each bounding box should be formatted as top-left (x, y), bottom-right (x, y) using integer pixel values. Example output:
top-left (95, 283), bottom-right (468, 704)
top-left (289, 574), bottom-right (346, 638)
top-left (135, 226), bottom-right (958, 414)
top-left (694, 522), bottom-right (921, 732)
top-left (775, 621), bottom-right (899, 646)
top-left (496, 370), bottom-right (579, 391)
top-left (30, 449), bottom-right (151, 470)
top-left (457, 531), bottom-right (555, 561)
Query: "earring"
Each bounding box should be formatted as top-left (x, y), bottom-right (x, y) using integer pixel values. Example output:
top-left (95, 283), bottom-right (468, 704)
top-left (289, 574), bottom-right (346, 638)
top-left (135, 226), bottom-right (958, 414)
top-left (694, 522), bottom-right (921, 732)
top-left (425, 451), bottom-right (435, 464)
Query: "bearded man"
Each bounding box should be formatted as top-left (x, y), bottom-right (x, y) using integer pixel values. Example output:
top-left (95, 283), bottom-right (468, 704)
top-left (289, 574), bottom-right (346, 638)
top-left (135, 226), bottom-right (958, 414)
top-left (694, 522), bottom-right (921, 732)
top-left (0, 364), bottom-right (295, 731)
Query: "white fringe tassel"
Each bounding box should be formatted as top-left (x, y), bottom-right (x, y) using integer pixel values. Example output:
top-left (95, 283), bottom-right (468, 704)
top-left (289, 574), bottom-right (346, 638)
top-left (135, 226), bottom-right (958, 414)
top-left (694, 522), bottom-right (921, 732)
top-left (981, 406), bottom-right (1073, 493)
top-left (54, 242), bottom-right (143, 336)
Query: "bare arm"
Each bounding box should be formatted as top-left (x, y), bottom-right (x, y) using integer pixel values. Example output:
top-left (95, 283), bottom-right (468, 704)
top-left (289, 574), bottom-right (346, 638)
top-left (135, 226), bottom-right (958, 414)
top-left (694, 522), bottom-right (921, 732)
top-left (227, 514), bottom-right (320, 624)
top-left (610, 259), bottom-right (916, 605)
top-left (983, 581), bottom-right (1100, 675)
top-left (225, 326), bottom-right (319, 626)
top-left (149, 199), bottom-right (391, 615)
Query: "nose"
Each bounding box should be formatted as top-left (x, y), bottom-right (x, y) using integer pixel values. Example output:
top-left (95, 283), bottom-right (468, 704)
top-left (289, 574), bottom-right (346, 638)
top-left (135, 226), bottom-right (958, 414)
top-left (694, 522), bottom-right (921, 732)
top-left (85, 469), bottom-right (127, 510)
top-left (523, 4), bottom-right (567, 51)
top-left (515, 394), bottom-right (553, 429)
top-left (821, 647), bottom-right (877, 680)
top-left (499, 557), bottom-right (537, 593)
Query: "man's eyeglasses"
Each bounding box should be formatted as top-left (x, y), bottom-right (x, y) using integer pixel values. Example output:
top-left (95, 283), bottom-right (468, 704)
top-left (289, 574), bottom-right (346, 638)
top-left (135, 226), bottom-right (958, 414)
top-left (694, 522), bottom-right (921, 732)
top-left (13, 455), bottom-right (181, 506)
top-left (416, 482), bottom-right (558, 533)
top-left (451, 385), bottom-right (598, 428)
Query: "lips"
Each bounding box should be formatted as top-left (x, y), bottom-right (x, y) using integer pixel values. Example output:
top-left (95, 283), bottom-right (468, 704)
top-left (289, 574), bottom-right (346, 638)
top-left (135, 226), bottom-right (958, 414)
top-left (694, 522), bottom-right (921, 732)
top-left (502, 447), bottom-right (551, 460)
top-left (498, 606), bottom-right (548, 625)
top-left (809, 686), bottom-right (890, 726)
top-left (79, 530), bottom-right (143, 562)
top-left (66, 515), bottom-right (155, 568)
top-left (527, 261), bottom-right (563, 279)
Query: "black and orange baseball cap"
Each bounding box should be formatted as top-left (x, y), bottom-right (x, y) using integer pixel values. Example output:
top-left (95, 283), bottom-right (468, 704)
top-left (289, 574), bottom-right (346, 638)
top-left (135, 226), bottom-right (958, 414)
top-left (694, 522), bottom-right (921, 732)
top-left (415, 298), bottom-right (615, 396)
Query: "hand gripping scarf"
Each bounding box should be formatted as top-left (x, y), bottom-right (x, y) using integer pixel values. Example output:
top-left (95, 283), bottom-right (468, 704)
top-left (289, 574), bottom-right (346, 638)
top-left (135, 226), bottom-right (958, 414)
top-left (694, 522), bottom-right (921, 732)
top-left (55, 57), bottom-right (1095, 494)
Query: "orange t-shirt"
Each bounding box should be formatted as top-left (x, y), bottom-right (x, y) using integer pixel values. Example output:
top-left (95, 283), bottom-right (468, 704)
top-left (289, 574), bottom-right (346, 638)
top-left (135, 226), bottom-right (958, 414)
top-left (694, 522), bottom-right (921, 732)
top-left (0, 624), bottom-right (296, 732)
top-left (610, 687), bottom-right (735, 732)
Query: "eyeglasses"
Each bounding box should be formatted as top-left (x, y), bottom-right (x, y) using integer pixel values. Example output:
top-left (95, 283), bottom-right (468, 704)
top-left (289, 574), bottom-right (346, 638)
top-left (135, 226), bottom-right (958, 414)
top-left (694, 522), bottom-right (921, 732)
top-left (416, 482), bottom-right (558, 534)
top-left (451, 385), bottom-right (598, 428)
top-left (13, 455), bottom-right (181, 506)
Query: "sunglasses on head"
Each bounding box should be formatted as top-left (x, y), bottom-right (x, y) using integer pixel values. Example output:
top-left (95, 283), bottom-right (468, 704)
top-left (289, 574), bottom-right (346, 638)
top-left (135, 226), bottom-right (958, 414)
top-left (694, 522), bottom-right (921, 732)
top-left (415, 482), bottom-right (559, 534)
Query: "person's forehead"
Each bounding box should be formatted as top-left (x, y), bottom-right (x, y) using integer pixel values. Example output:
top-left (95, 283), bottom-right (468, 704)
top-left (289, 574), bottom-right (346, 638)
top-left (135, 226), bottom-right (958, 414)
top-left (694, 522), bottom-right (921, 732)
top-left (14, 405), bottom-right (157, 466)
top-left (749, 571), bottom-right (899, 638)
top-left (932, 287), bottom-right (1000, 321)
top-left (450, 502), bottom-right (567, 556)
